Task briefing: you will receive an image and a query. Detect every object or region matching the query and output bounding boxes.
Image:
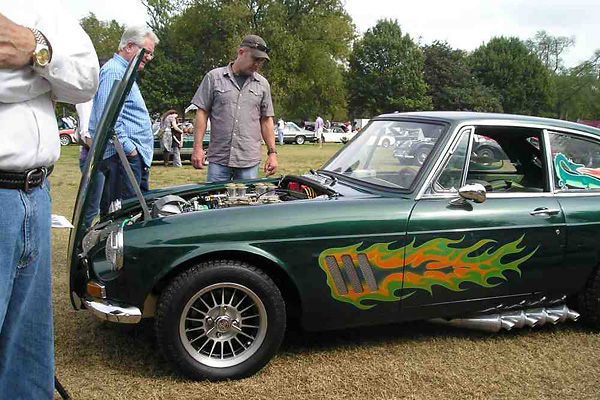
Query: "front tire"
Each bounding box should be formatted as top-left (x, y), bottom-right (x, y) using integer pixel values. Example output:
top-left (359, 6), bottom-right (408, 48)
top-left (59, 134), bottom-right (71, 146)
top-left (295, 136), bottom-right (305, 145)
top-left (155, 260), bottom-right (286, 381)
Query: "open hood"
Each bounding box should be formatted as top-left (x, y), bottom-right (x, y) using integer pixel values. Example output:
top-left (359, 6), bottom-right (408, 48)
top-left (67, 50), bottom-right (145, 308)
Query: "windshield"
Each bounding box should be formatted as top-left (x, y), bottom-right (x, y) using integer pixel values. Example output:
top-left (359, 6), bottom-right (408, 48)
top-left (322, 119), bottom-right (447, 189)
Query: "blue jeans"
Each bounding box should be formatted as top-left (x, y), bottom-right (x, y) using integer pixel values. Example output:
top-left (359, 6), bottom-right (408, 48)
top-left (100, 152), bottom-right (150, 216)
top-left (277, 129), bottom-right (284, 145)
top-left (0, 180), bottom-right (54, 399)
top-left (207, 163), bottom-right (259, 183)
top-left (79, 151), bottom-right (105, 229)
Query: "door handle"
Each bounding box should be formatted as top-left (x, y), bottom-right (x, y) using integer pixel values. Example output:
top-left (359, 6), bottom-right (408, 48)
top-left (530, 207), bottom-right (560, 216)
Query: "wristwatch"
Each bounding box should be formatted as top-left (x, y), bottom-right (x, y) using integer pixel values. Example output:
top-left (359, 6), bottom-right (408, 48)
top-left (267, 149), bottom-right (277, 155)
top-left (28, 28), bottom-right (52, 68)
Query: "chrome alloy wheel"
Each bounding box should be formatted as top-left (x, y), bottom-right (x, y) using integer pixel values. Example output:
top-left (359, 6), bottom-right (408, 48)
top-left (179, 283), bottom-right (268, 368)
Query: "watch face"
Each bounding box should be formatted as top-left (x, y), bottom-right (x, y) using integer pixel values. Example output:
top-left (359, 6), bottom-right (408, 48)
top-left (35, 48), bottom-right (50, 67)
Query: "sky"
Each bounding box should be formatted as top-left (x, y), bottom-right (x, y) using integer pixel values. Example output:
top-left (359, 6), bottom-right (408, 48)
top-left (62, 0), bottom-right (599, 68)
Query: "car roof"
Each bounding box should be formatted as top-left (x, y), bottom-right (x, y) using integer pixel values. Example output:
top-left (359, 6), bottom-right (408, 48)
top-left (374, 111), bottom-right (600, 137)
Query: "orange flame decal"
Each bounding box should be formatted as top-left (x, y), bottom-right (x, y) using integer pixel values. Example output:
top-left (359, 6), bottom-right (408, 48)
top-left (319, 236), bottom-right (537, 309)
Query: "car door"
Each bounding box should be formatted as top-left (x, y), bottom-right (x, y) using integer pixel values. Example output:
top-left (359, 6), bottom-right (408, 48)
top-left (548, 130), bottom-right (600, 291)
top-left (402, 125), bottom-right (566, 319)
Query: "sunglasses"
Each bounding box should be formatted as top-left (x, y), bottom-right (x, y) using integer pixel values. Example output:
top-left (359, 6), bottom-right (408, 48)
top-left (244, 42), bottom-right (269, 54)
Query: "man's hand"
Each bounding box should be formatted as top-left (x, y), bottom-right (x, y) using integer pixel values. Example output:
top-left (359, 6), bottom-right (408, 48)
top-left (264, 153), bottom-right (278, 176)
top-left (0, 13), bottom-right (36, 69)
top-left (192, 147), bottom-right (205, 169)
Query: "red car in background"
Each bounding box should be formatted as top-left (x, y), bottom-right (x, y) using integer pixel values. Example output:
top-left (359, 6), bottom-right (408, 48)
top-left (58, 117), bottom-right (77, 146)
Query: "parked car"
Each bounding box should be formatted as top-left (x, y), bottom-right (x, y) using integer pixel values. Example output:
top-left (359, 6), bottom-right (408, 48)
top-left (69, 53), bottom-right (600, 383)
top-left (322, 126), bottom-right (347, 143)
top-left (282, 121), bottom-right (316, 144)
top-left (57, 117), bottom-right (77, 146)
top-left (153, 131), bottom-right (210, 162)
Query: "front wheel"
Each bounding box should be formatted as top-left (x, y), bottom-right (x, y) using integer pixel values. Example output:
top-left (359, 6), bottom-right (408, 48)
top-left (577, 264), bottom-right (600, 328)
top-left (155, 260), bottom-right (286, 381)
top-left (295, 135), bottom-right (305, 145)
top-left (59, 134), bottom-right (71, 146)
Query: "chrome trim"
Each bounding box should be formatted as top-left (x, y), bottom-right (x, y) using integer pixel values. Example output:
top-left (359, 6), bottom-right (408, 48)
top-left (417, 125), bottom-right (474, 200)
top-left (542, 130), bottom-right (556, 192)
top-left (83, 297), bottom-right (141, 324)
top-left (555, 191), bottom-right (600, 197)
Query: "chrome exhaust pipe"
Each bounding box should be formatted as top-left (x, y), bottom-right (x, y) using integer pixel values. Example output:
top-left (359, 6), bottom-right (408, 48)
top-left (429, 304), bottom-right (579, 332)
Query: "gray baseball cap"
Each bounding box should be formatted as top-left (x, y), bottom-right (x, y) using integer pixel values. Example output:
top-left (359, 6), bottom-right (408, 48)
top-left (240, 35), bottom-right (270, 61)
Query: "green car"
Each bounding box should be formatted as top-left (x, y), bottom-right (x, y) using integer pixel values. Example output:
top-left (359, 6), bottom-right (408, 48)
top-left (153, 131), bottom-right (210, 162)
top-left (69, 51), bottom-right (600, 382)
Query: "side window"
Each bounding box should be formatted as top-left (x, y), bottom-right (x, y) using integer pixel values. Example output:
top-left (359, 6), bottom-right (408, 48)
top-left (434, 129), bottom-right (470, 192)
top-left (465, 130), bottom-right (546, 193)
top-left (549, 132), bottom-right (600, 191)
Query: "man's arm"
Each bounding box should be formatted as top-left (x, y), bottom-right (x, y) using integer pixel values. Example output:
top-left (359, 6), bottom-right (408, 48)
top-left (0, 6), bottom-right (98, 105)
top-left (192, 109), bottom-right (209, 169)
top-left (261, 116), bottom-right (277, 176)
top-left (0, 13), bottom-right (35, 69)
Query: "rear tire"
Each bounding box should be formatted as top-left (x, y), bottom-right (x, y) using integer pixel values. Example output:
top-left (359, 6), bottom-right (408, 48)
top-left (155, 260), bottom-right (286, 381)
top-left (295, 136), bottom-right (305, 145)
top-left (578, 264), bottom-right (600, 328)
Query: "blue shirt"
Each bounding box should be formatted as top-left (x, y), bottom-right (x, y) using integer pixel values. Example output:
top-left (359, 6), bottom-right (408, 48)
top-left (89, 54), bottom-right (153, 167)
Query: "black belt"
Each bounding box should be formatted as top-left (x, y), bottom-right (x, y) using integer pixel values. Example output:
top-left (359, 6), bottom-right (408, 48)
top-left (0, 166), bottom-right (54, 192)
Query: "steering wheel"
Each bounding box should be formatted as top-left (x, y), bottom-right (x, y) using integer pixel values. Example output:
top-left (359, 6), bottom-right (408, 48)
top-left (489, 180), bottom-right (524, 192)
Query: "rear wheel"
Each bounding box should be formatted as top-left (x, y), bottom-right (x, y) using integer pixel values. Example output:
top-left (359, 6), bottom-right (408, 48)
top-left (155, 260), bottom-right (286, 381)
top-left (381, 139), bottom-right (391, 148)
top-left (578, 264), bottom-right (600, 328)
top-left (295, 136), bottom-right (305, 145)
top-left (415, 148), bottom-right (430, 165)
top-left (59, 134), bottom-right (71, 146)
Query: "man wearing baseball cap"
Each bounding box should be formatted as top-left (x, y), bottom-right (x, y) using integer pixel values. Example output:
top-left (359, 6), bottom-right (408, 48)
top-left (191, 34), bottom-right (278, 182)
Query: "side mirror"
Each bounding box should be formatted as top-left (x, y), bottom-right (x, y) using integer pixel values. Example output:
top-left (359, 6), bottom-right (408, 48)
top-left (449, 183), bottom-right (487, 206)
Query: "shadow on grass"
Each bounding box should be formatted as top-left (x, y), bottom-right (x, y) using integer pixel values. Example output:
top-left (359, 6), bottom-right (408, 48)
top-left (75, 312), bottom-right (591, 381)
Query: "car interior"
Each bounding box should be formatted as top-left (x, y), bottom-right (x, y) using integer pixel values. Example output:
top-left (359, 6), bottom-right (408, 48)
top-left (435, 126), bottom-right (548, 194)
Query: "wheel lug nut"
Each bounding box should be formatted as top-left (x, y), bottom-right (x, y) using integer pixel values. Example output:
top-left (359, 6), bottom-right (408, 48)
top-left (216, 332), bottom-right (222, 338)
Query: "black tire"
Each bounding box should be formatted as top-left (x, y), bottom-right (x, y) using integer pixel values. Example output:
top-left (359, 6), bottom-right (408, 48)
top-left (59, 134), bottom-right (71, 146)
top-left (477, 147), bottom-right (495, 160)
top-left (381, 139), bottom-right (391, 148)
top-left (155, 260), bottom-right (286, 381)
top-left (415, 148), bottom-right (430, 165)
top-left (295, 136), bottom-right (305, 145)
top-left (577, 264), bottom-right (600, 328)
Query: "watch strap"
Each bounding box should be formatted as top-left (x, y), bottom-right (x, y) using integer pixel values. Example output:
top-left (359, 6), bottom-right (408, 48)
top-left (267, 149), bottom-right (277, 155)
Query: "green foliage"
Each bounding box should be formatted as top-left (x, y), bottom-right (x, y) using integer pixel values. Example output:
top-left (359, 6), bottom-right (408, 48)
top-left (346, 19), bottom-right (431, 118)
top-left (422, 41), bottom-right (502, 112)
top-left (469, 37), bottom-right (552, 115)
top-left (137, 0), bottom-right (353, 121)
top-left (526, 30), bottom-right (575, 74)
top-left (79, 13), bottom-right (125, 61)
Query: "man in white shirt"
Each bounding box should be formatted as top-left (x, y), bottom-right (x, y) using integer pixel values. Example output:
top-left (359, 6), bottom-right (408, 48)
top-left (0, 3), bottom-right (98, 398)
top-left (315, 114), bottom-right (324, 148)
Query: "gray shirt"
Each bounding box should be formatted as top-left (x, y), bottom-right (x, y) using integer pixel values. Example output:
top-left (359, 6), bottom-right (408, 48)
top-left (191, 63), bottom-right (274, 168)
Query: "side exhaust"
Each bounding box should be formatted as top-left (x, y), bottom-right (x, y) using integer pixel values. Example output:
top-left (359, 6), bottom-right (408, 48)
top-left (430, 304), bottom-right (580, 333)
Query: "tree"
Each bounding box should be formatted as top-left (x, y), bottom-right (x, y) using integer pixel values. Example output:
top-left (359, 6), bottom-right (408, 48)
top-left (138, 0), bottom-right (354, 121)
top-left (422, 41), bottom-right (502, 112)
top-left (526, 30), bottom-right (575, 74)
top-left (346, 19), bottom-right (431, 117)
top-left (79, 13), bottom-right (125, 61)
top-left (469, 37), bottom-right (552, 115)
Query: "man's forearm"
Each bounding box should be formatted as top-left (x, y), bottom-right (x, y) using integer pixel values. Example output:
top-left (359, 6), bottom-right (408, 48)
top-left (193, 109), bottom-right (208, 150)
top-left (0, 14), bottom-right (35, 69)
top-left (261, 116), bottom-right (276, 151)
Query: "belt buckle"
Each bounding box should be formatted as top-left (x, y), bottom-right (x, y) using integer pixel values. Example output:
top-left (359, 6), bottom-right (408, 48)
top-left (24, 167), bottom-right (46, 192)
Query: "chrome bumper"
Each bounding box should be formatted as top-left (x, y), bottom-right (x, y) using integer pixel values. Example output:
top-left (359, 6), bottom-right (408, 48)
top-left (83, 297), bottom-right (142, 324)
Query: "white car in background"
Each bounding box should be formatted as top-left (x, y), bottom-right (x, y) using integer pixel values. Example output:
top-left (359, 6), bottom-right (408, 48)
top-left (322, 126), bottom-right (347, 143)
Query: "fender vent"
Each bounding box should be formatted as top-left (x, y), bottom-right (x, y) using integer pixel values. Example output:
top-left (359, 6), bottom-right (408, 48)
top-left (324, 254), bottom-right (378, 294)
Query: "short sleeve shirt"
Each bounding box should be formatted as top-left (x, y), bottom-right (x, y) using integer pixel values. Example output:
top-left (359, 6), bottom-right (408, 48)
top-left (191, 64), bottom-right (274, 168)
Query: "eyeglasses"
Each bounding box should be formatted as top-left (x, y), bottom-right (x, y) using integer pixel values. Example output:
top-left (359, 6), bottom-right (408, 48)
top-left (244, 42), bottom-right (269, 54)
top-left (131, 43), bottom-right (154, 59)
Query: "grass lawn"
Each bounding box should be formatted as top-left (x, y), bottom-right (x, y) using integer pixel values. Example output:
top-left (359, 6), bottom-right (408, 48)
top-left (51, 143), bottom-right (600, 399)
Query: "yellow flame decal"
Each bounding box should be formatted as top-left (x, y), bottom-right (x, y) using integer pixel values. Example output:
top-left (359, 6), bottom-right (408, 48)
top-left (319, 236), bottom-right (537, 310)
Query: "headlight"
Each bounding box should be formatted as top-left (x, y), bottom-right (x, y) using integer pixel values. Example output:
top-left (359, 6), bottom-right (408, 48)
top-left (105, 223), bottom-right (124, 271)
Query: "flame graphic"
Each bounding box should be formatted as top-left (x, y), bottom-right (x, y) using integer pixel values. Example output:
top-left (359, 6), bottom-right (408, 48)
top-left (319, 236), bottom-right (537, 310)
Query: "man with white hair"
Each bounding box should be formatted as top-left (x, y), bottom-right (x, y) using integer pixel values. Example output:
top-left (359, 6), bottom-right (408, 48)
top-left (89, 25), bottom-right (159, 216)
